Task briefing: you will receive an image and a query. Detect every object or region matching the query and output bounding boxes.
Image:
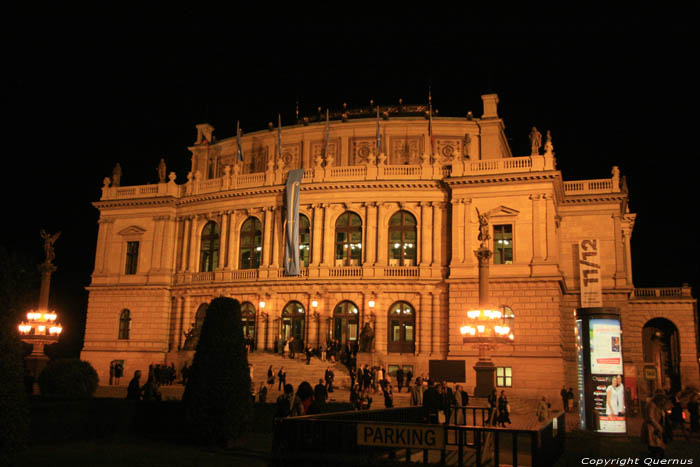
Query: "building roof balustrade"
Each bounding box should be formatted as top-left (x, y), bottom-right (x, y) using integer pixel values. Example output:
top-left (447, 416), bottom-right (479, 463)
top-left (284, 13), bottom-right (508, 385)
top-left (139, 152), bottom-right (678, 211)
top-left (100, 154), bottom-right (619, 201)
top-left (631, 287), bottom-right (693, 299)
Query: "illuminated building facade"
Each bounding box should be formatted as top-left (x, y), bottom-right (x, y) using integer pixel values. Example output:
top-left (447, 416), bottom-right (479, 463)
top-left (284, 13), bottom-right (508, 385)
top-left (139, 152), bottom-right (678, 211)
top-left (81, 94), bottom-right (698, 400)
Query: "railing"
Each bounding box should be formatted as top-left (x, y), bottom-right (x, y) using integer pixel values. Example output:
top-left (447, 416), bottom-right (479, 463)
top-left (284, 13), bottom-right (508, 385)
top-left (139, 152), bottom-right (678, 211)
top-left (191, 271), bottom-right (214, 282)
top-left (329, 266), bottom-right (363, 277)
top-left (563, 178), bottom-right (615, 195)
top-left (229, 269), bottom-right (259, 280)
top-left (273, 407), bottom-right (565, 467)
top-left (632, 287), bottom-right (690, 299)
top-left (384, 266), bottom-right (419, 277)
top-left (277, 268), bottom-right (309, 278)
top-left (328, 166), bottom-right (367, 179)
top-left (382, 165), bottom-right (422, 177)
top-left (465, 156), bottom-right (533, 174)
top-left (236, 172), bottom-right (265, 187)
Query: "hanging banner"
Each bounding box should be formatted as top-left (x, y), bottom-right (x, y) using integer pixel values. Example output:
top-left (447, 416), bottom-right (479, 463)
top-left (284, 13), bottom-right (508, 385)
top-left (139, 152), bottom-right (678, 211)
top-left (579, 239), bottom-right (602, 307)
top-left (284, 169), bottom-right (304, 275)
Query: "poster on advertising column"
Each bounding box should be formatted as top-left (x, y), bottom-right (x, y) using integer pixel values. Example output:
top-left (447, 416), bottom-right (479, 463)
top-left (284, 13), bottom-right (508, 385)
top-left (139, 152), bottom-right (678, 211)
top-left (589, 318), bottom-right (626, 433)
top-left (578, 239), bottom-right (602, 308)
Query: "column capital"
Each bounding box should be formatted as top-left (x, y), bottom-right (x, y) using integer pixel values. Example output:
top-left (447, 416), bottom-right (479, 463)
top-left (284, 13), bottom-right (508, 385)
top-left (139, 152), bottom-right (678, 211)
top-left (98, 217), bottom-right (115, 224)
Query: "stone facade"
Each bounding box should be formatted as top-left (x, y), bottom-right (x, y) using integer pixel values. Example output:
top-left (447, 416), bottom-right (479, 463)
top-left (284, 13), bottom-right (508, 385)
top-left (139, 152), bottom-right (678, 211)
top-left (81, 94), bottom-right (699, 401)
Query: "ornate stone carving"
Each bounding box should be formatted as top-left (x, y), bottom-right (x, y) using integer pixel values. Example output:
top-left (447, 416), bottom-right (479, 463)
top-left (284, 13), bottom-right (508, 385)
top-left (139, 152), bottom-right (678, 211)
top-left (390, 136), bottom-right (421, 165)
top-left (350, 137), bottom-right (377, 166)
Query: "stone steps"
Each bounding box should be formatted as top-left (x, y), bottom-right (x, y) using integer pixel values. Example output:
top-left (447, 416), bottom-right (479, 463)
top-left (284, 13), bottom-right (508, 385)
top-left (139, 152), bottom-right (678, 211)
top-left (247, 352), bottom-right (351, 390)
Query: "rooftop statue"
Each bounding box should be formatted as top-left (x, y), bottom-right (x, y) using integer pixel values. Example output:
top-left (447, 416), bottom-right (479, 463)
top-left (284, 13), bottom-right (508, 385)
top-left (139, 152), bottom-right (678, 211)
top-left (40, 230), bottom-right (61, 264)
top-left (529, 127), bottom-right (542, 156)
top-left (112, 163), bottom-right (122, 187)
top-left (157, 158), bottom-right (167, 183)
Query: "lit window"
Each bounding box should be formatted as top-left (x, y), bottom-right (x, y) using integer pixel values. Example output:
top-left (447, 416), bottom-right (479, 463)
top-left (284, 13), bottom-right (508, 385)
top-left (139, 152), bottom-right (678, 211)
top-left (335, 212), bottom-right (362, 266)
top-left (493, 225), bottom-right (513, 264)
top-left (240, 217), bottom-right (263, 269)
top-left (388, 301), bottom-right (415, 353)
top-left (388, 211), bottom-right (417, 266)
top-left (496, 367), bottom-right (512, 387)
top-left (199, 221), bottom-right (220, 272)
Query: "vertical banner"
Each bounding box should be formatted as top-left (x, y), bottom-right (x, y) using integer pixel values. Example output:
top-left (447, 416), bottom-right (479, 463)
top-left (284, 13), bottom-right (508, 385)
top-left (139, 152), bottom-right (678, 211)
top-left (578, 239), bottom-right (602, 307)
top-left (284, 169), bottom-right (304, 275)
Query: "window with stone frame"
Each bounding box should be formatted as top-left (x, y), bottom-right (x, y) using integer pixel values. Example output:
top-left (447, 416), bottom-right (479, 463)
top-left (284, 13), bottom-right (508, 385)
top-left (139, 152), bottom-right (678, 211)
top-left (387, 301), bottom-right (415, 353)
top-left (239, 217), bottom-right (263, 269)
top-left (388, 210), bottom-right (417, 266)
top-left (496, 367), bottom-right (512, 387)
top-left (493, 224), bottom-right (513, 264)
top-left (335, 212), bottom-right (362, 266)
top-left (199, 221), bottom-right (220, 272)
top-left (125, 241), bottom-right (139, 275)
top-left (118, 309), bottom-right (131, 339)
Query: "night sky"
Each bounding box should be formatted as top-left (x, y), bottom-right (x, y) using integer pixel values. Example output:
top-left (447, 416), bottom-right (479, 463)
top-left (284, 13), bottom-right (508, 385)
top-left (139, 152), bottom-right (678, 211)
top-left (4, 6), bottom-right (697, 355)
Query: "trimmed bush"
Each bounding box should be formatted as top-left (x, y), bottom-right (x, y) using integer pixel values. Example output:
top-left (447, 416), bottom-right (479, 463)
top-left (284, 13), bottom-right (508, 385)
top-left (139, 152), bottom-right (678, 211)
top-left (0, 316), bottom-right (30, 465)
top-left (182, 297), bottom-right (252, 445)
top-left (38, 359), bottom-right (99, 398)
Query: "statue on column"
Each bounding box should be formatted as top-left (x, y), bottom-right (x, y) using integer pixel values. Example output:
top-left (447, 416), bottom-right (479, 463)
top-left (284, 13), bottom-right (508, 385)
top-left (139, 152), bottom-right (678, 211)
top-left (157, 158), bottom-right (167, 183)
top-left (359, 322), bottom-right (375, 352)
top-left (476, 208), bottom-right (490, 248)
top-left (40, 230), bottom-right (61, 264)
top-left (112, 163), bottom-right (122, 187)
top-left (544, 131), bottom-right (554, 157)
top-left (529, 127), bottom-right (542, 156)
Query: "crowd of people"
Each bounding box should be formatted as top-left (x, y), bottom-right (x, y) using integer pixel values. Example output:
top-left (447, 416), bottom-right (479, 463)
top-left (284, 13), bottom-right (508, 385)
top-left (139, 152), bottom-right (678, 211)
top-left (642, 388), bottom-right (700, 458)
top-left (274, 337), bottom-right (359, 368)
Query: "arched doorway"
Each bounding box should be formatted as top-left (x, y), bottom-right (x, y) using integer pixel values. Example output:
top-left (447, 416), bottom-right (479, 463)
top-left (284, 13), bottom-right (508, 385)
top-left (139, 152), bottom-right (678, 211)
top-left (388, 301), bottom-right (415, 353)
top-left (241, 302), bottom-right (256, 342)
top-left (642, 318), bottom-right (681, 393)
top-left (333, 301), bottom-right (359, 345)
top-left (281, 301), bottom-right (305, 349)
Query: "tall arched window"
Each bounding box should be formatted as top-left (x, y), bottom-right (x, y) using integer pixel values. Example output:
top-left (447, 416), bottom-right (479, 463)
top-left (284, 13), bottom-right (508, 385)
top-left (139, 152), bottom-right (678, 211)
top-left (194, 304), bottom-right (208, 331)
top-left (299, 214), bottom-right (311, 267)
top-left (118, 309), bottom-right (131, 340)
top-left (281, 301), bottom-right (305, 347)
top-left (199, 221), bottom-right (220, 272)
top-left (333, 301), bottom-right (359, 344)
top-left (241, 302), bottom-right (256, 342)
top-left (388, 301), bottom-right (415, 353)
top-left (388, 211), bottom-right (417, 266)
top-left (335, 212), bottom-right (362, 266)
top-left (239, 217), bottom-right (263, 269)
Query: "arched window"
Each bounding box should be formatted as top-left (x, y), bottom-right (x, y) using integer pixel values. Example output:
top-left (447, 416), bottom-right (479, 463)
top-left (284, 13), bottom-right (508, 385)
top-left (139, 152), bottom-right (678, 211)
top-left (199, 221), bottom-right (220, 272)
top-left (299, 214), bottom-right (311, 267)
top-left (388, 211), bottom-right (417, 266)
top-left (281, 301), bottom-right (305, 348)
top-left (335, 212), bottom-right (362, 266)
top-left (239, 217), bottom-right (263, 269)
top-left (387, 301), bottom-right (415, 353)
top-left (194, 304), bottom-right (208, 331)
top-left (118, 309), bottom-right (131, 340)
top-left (241, 302), bottom-right (256, 342)
top-left (333, 301), bottom-right (359, 344)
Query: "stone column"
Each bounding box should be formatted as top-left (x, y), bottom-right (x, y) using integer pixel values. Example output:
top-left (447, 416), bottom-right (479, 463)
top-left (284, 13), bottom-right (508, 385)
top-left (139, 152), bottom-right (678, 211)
top-left (272, 206), bottom-right (282, 269)
top-left (463, 199), bottom-right (474, 265)
top-left (531, 193), bottom-right (545, 262)
top-left (451, 198), bottom-right (465, 265)
top-left (364, 202), bottom-right (377, 266)
top-left (228, 211), bottom-right (241, 270)
top-left (613, 213), bottom-right (626, 285)
top-left (186, 216), bottom-right (198, 272)
top-left (183, 295), bottom-right (192, 342)
top-left (428, 292), bottom-right (435, 355)
top-left (94, 217), bottom-right (114, 274)
top-left (433, 203), bottom-right (445, 267)
top-left (420, 202), bottom-right (433, 266)
top-left (160, 216), bottom-right (176, 272)
top-left (262, 207), bottom-right (273, 267)
top-left (311, 204), bottom-right (324, 266)
top-left (322, 204), bottom-right (334, 267)
top-left (545, 196), bottom-right (558, 263)
top-left (150, 216), bottom-right (164, 271)
top-left (375, 203), bottom-right (387, 266)
top-left (219, 211), bottom-right (229, 269)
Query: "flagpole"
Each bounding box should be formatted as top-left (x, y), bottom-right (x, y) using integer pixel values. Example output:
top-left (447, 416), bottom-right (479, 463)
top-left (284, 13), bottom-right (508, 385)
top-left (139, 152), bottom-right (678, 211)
top-left (428, 87), bottom-right (434, 160)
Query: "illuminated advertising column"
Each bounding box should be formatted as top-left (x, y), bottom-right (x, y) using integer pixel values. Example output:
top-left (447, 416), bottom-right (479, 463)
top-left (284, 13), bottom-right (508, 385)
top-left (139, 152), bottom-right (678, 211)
top-left (575, 307), bottom-right (626, 434)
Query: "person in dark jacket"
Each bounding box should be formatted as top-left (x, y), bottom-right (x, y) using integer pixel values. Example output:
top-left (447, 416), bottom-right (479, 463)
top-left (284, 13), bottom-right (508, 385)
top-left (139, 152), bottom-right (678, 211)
top-left (126, 370), bottom-right (142, 400)
top-left (498, 391), bottom-right (511, 427)
top-left (422, 380), bottom-right (441, 424)
top-left (314, 379), bottom-right (328, 404)
top-left (488, 389), bottom-right (498, 424)
top-left (396, 367), bottom-right (405, 393)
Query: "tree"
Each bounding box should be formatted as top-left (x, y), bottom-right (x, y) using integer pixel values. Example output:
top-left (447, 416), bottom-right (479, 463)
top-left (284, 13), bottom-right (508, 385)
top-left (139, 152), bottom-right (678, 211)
top-left (0, 315), bottom-right (30, 464)
top-left (182, 297), bottom-right (252, 445)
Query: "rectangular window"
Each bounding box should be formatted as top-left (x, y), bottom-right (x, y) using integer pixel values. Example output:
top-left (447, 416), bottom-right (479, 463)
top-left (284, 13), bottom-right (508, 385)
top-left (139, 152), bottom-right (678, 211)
top-left (125, 241), bottom-right (139, 275)
top-left (496, 367), bottom-right (512, 387)
top-left (493, 225), bottom-right (513, 264)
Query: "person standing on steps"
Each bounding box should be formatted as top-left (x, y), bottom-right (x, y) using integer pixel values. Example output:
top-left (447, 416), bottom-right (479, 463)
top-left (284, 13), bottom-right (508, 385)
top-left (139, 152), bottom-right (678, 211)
top-left (277, 366), bottom-right (286, 391)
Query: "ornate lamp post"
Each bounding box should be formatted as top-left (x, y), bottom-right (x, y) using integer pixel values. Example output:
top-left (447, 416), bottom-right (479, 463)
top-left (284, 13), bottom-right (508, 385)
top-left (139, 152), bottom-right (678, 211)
top-left (460, 210), bottom-right (515, 397)
top-left (18, 231), bottom-right (64, 381)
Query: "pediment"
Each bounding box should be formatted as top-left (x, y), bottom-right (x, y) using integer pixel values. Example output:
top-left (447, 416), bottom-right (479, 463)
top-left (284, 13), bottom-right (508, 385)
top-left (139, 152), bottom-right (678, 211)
top-left (488, 206), bottom-right (519, 217)
top-left (118, 225), bottom-right (147, 236)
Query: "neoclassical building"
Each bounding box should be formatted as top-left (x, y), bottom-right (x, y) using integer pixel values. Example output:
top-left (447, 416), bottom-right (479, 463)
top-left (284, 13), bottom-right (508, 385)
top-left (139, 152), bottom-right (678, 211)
top-left (81, 94), bottom-right (698, 400)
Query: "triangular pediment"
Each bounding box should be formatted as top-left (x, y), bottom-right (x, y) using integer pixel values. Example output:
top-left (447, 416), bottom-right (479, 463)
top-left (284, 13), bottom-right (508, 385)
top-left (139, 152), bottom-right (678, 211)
top-left (488, 206), bottom-right (519, 217)
top-left (118, 225), bottom-right (147, 236)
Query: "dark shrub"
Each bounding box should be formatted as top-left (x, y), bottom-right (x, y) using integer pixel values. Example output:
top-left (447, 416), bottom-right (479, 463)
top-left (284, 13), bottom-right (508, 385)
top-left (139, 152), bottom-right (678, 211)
top-left (0, 316), bottom-right (30, 465)
top-left (182, 297), bottom-right (252, 445)
top-left (38, 359), bottom-right (99, 398)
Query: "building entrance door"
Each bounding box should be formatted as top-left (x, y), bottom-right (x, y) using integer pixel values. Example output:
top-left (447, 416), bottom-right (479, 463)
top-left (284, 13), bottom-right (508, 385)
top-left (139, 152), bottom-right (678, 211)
top-left (333, 301), bottom-right (359, 345)
top-left (281, 301), bottom-right (305, 350)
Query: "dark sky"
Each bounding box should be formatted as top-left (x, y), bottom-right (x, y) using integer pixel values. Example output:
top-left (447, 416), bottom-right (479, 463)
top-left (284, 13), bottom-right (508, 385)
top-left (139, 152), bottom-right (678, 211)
top-left (3, 6), bottom-right (697, 353)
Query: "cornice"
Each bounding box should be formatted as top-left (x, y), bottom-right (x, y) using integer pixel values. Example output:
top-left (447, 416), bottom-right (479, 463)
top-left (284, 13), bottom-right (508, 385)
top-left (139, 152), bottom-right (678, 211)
top-left (93, 198), bottom-right (177, 210)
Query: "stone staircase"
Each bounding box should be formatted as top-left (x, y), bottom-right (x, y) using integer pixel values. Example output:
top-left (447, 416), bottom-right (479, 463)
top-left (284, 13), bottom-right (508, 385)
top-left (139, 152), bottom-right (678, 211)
top-left (247, 351), bottom-right (351, 394)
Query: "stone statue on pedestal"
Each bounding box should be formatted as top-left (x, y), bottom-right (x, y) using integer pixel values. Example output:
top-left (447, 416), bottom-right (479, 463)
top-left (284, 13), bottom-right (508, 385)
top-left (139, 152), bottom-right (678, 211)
top-left (476, 208), bottom-right (490, 248)
top-left (112, 163), bottom-right (122, 187)
top-left (157, 158), bottom-right (167, 183)
top-left (529, 127), bottom-right (542, 156)
top-left (359, 322), bottom-right (375, 352)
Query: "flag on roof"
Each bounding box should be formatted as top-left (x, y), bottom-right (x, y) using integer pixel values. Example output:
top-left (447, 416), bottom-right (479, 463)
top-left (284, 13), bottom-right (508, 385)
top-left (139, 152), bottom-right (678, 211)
top-left (376, 106), bottom-right (381, 154)
top-left (236, 120), bottom-right (243, 162)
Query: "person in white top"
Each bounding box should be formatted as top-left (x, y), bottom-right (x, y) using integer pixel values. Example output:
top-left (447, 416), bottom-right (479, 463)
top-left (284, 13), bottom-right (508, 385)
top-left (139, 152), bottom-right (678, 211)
top-left (606, 375), bottom-right (625, 416)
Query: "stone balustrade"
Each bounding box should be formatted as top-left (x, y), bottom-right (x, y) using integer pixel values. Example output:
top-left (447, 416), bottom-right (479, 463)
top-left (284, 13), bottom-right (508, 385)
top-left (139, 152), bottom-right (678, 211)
top-left (100, 154), bottom-right (620, 201)
top-left (632, 287), bottom-right (693, 299)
